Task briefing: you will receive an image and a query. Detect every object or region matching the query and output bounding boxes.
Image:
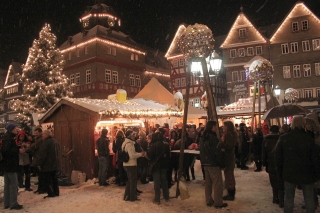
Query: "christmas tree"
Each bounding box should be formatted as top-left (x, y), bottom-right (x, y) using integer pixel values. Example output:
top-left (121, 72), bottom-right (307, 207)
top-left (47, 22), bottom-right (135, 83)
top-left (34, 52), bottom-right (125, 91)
top-left (10, 23), bottom-right (73, 129)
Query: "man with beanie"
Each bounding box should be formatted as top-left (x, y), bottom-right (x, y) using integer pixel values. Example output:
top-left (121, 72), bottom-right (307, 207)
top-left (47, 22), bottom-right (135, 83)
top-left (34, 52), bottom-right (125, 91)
top-left (96, 128), bottom-right (110, 186)
top-left (37, 129), bottom-right (60, 198)
top-left (2, 124), bottom-right (23, 210)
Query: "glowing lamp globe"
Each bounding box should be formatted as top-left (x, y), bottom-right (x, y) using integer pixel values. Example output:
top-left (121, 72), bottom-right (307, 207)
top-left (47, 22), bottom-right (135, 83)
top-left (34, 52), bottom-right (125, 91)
top-left (284, 88), bottom-right (298, 101)
top-left (249, 59), bottom-right (274, 82)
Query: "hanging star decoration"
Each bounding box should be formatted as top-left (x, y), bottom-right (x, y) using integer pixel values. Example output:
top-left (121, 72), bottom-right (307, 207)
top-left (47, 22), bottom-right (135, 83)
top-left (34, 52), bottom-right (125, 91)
top-left (284, 88), bottom-right (299, 102)
top-left (177, 23), bottom-right (215, 60)
top-left (249, 59), bottom-right (274, 82)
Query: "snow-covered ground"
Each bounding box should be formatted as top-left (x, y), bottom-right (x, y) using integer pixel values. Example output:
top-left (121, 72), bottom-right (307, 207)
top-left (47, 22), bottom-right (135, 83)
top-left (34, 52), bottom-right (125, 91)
top-left (0, 161), bottom-right (317, 213)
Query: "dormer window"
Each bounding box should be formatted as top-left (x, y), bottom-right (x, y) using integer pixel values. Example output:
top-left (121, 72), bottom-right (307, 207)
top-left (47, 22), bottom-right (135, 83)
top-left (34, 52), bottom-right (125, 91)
top-left (239, 28), bottom-right (246, 38)
top-left (238, 48), bottom-right (245, 57)
top-left (301, 20), bottom-right (308, 31)
top-left (292, 22), bottom-right (299, 32)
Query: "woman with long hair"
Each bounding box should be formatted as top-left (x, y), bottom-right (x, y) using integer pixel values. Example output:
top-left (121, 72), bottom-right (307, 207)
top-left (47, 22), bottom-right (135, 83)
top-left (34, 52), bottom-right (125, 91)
top-left (221, 120), bottom-right (237, 201)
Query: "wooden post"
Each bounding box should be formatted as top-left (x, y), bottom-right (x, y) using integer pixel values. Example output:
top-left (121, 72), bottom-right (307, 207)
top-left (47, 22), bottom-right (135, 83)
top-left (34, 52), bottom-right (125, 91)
top-left (176, 60), bottom-right (191, 198)
top-left (251, 82), bottom-right (257, 135)
top-left (266, 83), bottom-right (280, 126)
top-left (258, 81), bottom-right (261, 128)
top-left (263, 83), bottom-right (271, 128)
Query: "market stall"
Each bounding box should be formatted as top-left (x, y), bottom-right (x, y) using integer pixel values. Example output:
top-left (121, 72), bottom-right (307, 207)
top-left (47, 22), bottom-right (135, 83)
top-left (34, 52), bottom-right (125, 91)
top-left (39, 94), bottom-right (182, 179)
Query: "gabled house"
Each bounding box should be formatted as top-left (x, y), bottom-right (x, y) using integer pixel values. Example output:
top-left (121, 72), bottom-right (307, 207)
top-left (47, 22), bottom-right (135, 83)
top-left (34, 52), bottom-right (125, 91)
top-left (270, 2), bottom-right (320, 106)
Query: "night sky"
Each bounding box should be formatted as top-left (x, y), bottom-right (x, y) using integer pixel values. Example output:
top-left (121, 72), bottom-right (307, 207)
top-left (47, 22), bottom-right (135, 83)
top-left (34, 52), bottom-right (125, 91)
top-left (1, 0), bottom-right (320, 69)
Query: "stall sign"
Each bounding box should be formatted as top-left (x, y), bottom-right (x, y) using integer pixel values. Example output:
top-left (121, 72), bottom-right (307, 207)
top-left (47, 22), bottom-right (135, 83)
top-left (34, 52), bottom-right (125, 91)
top-left (233, 84), bottom-right (247, 96)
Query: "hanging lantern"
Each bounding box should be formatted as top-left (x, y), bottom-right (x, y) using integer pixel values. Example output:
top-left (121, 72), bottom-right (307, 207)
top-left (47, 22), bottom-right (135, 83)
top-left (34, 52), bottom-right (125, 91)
top-left (249, 59), bottom-right (274, 82)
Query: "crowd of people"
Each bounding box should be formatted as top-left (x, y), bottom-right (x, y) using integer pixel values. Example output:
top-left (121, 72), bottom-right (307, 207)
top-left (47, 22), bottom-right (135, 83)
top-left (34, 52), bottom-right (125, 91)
top-left (0, 124), bottom-right (60, 210)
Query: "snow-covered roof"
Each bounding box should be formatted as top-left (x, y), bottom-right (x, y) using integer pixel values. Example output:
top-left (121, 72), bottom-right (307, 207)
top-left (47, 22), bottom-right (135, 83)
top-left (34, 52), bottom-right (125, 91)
top-left (218, 95), bottom-right (270, 116)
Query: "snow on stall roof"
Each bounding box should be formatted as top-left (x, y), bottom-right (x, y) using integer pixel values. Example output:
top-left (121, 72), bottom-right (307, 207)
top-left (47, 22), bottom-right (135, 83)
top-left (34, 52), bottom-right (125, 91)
top-left (63, 97), bottom-right (182, 117)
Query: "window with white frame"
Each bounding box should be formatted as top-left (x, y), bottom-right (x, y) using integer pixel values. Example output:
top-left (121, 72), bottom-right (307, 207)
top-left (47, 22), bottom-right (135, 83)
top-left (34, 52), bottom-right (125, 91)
top-left (238, 48), bottom-right (245, 57)
top-left (194, 98), bottom-right (200, 107)
top-left (232, 71), bottom-right (239, 82)
top-left (135, 75), bottom-right (141, 87)
top-left (281, 43), bottom-right (289, 54)
top-left (189, 99), bottom-right (194, 106)
top-left (129, 74), bottom-right (135, 86)
top-left (256, 46), bottom-right (262, 55)
top-left (247, 47), bottom-right (254, 56)
top-left (76, 49), bottom-right (80, 57)
top-left (291, 42), bottom-right (298, 53)
top-left (239, 70), bottom-right (246, 81)
top-left (304, 89), bottom-right (312, 98)
top-left (111, 47), bottom-right (116, 56)
top-left (181, 77), bottom-right (186, 87)
top-left (301, 20), bottom-right (308, 31)
top-left (112, 71), bottom-right (118, 84)
top-left (230, 49), bottom-right (236, 58)
top-left (175, 78), bottom-right (180, 87)
top-left (297, 90), bottom-right (302, 98)
top-left (130, 53), bottom-right (135, 61)
top-left (293, 65), bottom-right (301, 78)
top-left (85, 46), bottom-right (88, 55)
top-left (70, 74), bottom-right (75, 84)
top-left (317, 89), bottom-right (320, 97)
top-left (179, 58), bottom-right (185, 67)
top-left (302, 41), bottom-right (310, 52)
top-left (292, 22), bottom-right (299, 32)
top-left (75, 73), bottom-right (80, 85)
top-left (86, 70), bottom-right (91, 84)
top-left (179, 68), bottom-right (185, 74)
top-left (105, 70), bottom-right (111, 83)
top-left (303, 64), bottom-right (311, 77)
top-left (173, 59), bottom-right (178, 67)
top-left (315, 63), bottom-right (320, 76)
top-left (312, 39), bottom-right (320, 50)
top-left (106, 46), bottom-right (111, 54)
top-left (68, 52), bottom-right (71, 60)
top-left (239, 28), bottom-right (246, 38)
top-left (283, 66), bottom-right (291, 78)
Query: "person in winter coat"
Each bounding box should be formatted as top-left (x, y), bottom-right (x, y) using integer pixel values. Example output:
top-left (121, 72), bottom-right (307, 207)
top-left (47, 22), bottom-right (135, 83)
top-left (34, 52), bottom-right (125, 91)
top-left (122, 130), bottom-right (145, 202)
top-left (252, 128), bottom-right (264, 172)
top-left (96, 129), bottom-right (110, 186)
top-left (16, 130), bottom-right (32, 191)
top-left (26, 127), bottom-right (45, 194)
top-left (136, 130), bottom-right (149, 184)
top-left (2, 124), bottom-right (23, 210)
top-left (262, 125), bottom-right (284, 208)
top-left (199, 120), bottom-right (228, 209)
top-left (221, 120), bottom-right (237, 201)
top-left (146, 132), bottom-right (170, 205)
top-left (37, 130), bottom-right (60, 198)
top-left (112, 129), bottom-right (127, 186)
top-left (275, 116), bottom-right (320, 213)
top-left (238, 123), bottom-right (250, 170)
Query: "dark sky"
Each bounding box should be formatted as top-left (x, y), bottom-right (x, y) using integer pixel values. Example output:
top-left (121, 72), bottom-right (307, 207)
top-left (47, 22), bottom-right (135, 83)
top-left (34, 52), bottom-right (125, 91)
top-left (1, 0), bottom-right (320, 69)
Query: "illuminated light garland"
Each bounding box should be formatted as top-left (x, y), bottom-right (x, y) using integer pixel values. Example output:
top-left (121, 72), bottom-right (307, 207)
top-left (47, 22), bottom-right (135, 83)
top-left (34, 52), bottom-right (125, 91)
top-left (165, 25), bottom-right (186, 58)
top-left (270, 2), bottom-right (320, 43)
top-left (284, 88), bottom-right (299, 102)
top-left (249, 59), bottom-right (274, 82)
top-left (220, 13), bottom-right (267, 48)
top-left (177, 23), bottom-right (215, 60)
top-left (144, 71), bottom-right (170, 78)
top-left (79, 13), bottom-right (118, 22)
top-left (61, 37), bottom-right (146, 55)
top-left (166, 54), bottom-right (184, 60)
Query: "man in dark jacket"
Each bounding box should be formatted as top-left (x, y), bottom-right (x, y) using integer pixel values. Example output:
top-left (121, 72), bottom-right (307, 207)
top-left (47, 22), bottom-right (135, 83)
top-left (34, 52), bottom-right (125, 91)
top-left (2, 124), bottom-right (23, 210)
top-left (37, 130), bottom-right (60, 198)
top-left (275, 116), bottom-right (320, 213)
top-left (199, 120), bottom-right (227, 209)
top-left (96, 128), bottom-right (110, 186)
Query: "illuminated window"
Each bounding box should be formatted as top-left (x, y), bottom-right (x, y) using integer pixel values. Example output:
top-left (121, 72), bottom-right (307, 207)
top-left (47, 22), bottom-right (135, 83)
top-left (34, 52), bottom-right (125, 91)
top-left (303, 64), bottom-right (311, 77)
top-left (129, 74), bottom-right (135, 86)
top-left (130, 53), bottom-right (135, 61)
top-left (281, 43), bottom-right (289, 54)
top-left (135, 75), bottom-right (141, 87)
top-left (292, 22), bottom-right (299, 32)
top-left (179, 58), bottom-right (185, 67)
top-left (175, 78), bottom-right (180, 87)
top-left (238, 48), bottom-right (245, 57)
top-left (106, 46), bottom-right (111, 54)
top-left (302, 41), bottom-right (310, 52)
top-left (315, 63), bottom-right (320, 76)
top-left (256, 46), bottom-right (262, 55)
top-left (85, 46), bottom-right (88, 55)
top-left (283, 66), bottom-right (291, 78)
top-left (181, 77), bottom-right (186, 87)
top-left (75, 73), bottom-right (80, 85)
top-left (230, 49), bottom-right (236, 58)
top-left (232, 71), bottom-right (238, 82)
top-left (301, 20), bottom-right (308, 31)
top-left (239, 28), bottom-right (246, 38)
top-left (239, 70), bottom-right (246, 81)
top-left (247, 47), bottom-right (254, 56)
top-left (304, 89), bottom-right (312, 98)
top-left (172, 59), bottom-right (178, 67)
top-left (189, 99), bottom-right (194, 106)
top-left (86, 70), bottom-right (91, 84)
top-left (112, 71), bottom-right (118, 84)
top-left (312, 39), bottom-right (320, 50)
top-left (291, 42), bottom-right (298, 53)
top-left (111, 47), bottom-right (116, 56)
top-left (70, 74), bottom-right (75, 84)
top-left (194, 98), bottom-right (200, 107)
top-left (293, 65), bottom-right (301, 78)
top-left (105, 70), bottom-right (111, 83)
